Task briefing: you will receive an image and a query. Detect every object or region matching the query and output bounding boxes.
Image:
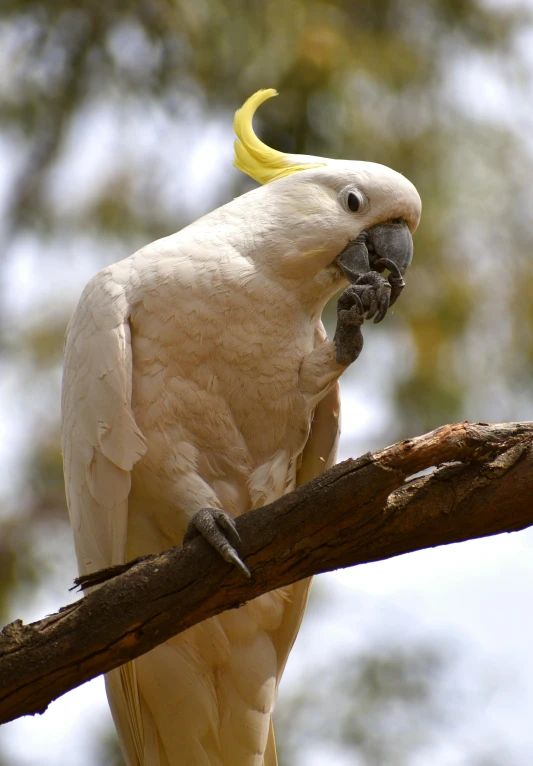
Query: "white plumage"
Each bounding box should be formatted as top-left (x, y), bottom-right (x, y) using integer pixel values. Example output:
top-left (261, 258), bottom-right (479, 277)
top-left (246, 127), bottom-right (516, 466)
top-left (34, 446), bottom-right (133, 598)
top-left (62, 89), bottom-right (421, 766)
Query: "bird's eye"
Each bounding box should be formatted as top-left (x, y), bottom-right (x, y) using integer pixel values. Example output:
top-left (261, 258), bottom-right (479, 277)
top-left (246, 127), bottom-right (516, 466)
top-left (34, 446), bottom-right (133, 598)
top-left (347, 193), bottom-right (360, 213)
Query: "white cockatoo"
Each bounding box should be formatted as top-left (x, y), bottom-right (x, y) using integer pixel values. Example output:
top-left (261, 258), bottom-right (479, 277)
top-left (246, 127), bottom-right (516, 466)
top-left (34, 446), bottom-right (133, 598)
top-left (62, 89), bottom-right (421, 766)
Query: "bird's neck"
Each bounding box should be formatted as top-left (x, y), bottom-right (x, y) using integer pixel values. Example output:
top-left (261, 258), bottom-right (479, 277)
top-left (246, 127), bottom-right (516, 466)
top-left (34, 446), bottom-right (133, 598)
top-left (196, 187), bottom-right (344, 313)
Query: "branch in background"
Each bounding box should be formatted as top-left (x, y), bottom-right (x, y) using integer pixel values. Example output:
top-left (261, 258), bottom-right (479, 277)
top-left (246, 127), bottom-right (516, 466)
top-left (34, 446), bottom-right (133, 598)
top-left (1, 421), bottom-right (532, 726)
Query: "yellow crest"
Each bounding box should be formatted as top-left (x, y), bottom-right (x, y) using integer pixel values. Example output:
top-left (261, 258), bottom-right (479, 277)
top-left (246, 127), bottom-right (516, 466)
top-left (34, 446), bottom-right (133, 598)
top-left (233, 89), bottom-right (325, 185)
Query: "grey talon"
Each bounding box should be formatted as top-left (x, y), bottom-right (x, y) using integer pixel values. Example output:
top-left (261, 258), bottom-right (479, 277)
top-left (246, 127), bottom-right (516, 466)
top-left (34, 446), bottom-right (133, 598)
top-left (374, 290), bottom-right (391, 324)
top-left (373, 257), bottom-right (405, 307)
top-left (374, 257), bottom-right (400, 277)
top-left (184, 508), bottom-right (251, 578)
top-left (224, 549), bottom-right (251, 579)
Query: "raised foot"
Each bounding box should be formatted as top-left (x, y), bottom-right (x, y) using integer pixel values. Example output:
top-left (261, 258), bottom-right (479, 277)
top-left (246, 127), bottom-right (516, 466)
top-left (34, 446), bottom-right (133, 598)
top-left (334, 263), bottom-right (406, 367)
top-left (183, 508), bottom-right (251, 578)
top-left (334, 285), bottom-right (365, 366)
top-left (350, 270), bottom-right (393, 323)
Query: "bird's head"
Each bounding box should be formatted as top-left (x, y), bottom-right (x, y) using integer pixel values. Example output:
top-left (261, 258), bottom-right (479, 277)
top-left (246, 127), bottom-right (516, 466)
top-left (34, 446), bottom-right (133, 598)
top-left (233, 89), bottom-right (421, 303)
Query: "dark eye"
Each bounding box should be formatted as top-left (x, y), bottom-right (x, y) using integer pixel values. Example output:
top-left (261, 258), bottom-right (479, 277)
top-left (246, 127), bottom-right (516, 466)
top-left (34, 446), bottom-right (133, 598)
top-left (347, 192), bottom-right (360, 212)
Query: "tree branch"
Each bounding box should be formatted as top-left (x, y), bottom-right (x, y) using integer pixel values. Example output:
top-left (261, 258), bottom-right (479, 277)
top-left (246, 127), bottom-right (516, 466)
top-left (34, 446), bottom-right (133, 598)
top-left (1, 421), bottom-right (532, 725)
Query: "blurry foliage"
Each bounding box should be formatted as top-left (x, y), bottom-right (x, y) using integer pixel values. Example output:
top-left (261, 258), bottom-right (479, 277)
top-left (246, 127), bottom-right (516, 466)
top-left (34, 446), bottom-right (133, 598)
top-left (276, 642), bottom-right (452, 766)
top-left (95, 728), bottom-right (126, 766)
top-left (275, 634), bottom-right (522, 766)
top-left (28, 435), bottom-right (68, 517)
top-left (1, 0), bottom-right (533, 763)
top-left (0, 518), bottom-right (41, 617)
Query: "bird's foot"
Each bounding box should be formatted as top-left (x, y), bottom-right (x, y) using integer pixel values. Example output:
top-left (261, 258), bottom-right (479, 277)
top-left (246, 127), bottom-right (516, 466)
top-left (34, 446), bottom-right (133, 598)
top-left (374, 258), bottom-right (405, 307)
top-left (334, 267), bottom-right (400, 365)
top-left (334, 285), bottom-right (365, 366)
top-left (348, 270), bottom-right (393, 323)
top-left (183, 508), bottom-right (251, 578)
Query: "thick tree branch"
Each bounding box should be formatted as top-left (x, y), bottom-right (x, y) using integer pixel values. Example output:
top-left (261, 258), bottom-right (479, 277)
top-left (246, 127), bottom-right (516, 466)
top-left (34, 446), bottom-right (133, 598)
top-left (1, 421), bottom-right (532, 725)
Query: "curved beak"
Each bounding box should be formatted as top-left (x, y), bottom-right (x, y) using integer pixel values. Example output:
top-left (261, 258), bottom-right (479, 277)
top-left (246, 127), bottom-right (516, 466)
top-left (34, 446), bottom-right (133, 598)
top-left (336, 219), bottom-right (413, 283)
top-left (369, 220), bottom-right (413, 275)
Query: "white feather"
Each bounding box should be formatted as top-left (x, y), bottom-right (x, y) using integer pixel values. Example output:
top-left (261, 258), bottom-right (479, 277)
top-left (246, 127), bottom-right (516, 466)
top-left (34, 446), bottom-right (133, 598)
top-left (62, 159), bottom-right (421, 765)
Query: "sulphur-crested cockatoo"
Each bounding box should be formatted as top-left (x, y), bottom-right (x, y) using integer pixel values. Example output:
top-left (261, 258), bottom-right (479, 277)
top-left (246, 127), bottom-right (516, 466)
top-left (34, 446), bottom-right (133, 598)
top-left (62, 89), bottom-right (421, 766)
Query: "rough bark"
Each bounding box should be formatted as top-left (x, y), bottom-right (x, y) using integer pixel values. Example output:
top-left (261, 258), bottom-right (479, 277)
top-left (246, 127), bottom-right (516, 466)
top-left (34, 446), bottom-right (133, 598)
top-left (1, 421), bottom-right (532, 725)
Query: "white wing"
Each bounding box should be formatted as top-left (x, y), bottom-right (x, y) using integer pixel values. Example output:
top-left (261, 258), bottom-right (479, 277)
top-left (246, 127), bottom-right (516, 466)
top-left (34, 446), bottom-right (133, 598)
top-left (62, 262), bottom-right (148, 765)
top-left (62, 262), bottom-right (146, 575)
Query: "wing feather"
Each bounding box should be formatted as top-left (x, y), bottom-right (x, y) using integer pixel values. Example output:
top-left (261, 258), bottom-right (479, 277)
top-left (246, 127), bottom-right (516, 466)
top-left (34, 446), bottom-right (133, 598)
top-left (62, 265), bottom-right (147, 766)
top-left (61, 266), bottom-right (146, 574)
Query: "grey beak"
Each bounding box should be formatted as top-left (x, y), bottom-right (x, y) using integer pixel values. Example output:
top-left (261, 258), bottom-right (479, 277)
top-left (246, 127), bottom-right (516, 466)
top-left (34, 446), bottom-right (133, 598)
top-left (336, 219), bottom-right (413, 283)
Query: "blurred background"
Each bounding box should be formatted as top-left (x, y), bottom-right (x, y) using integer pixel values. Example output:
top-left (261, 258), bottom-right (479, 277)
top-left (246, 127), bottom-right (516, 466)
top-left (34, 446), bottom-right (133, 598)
top-left (1, 0), bottom-right (533, 763)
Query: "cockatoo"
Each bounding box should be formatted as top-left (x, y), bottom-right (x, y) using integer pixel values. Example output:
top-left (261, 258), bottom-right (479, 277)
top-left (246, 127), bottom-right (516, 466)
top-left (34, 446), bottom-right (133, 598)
top-left (62, 89), bottom-right (421, 766)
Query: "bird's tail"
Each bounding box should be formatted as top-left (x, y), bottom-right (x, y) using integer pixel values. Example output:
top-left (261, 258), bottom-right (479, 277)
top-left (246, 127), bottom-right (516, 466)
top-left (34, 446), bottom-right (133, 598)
top-left (105, 582), bottom-right (311, 766)
top-left (263, 721), bottom-right (279, 766)
top-left (106, 662), bottom-right (169, 766)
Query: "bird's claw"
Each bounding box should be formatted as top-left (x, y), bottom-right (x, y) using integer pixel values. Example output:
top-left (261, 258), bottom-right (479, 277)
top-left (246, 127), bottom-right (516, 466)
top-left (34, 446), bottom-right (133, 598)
top-left (348, 271), bottom-right (392, 324)
top-left (334, 263), bottom-right (405, 364)
top-left (374, 258), bottom-right (405, 308)
top-left (183, 508), bottom-right (251, 578)
top-left (334, 285), bottom-right (366, 365)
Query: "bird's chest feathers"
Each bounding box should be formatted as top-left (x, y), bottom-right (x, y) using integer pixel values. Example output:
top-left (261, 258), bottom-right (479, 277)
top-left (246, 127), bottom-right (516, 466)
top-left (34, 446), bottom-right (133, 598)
top-left (130, 266), bottom-right (318, 465)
